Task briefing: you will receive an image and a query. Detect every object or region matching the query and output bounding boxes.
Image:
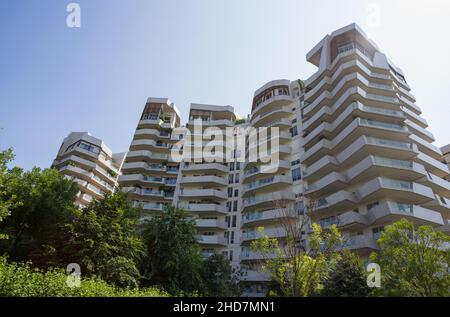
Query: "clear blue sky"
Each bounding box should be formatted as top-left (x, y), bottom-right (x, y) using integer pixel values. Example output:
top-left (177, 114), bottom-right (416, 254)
top-left (1, 0), bottom-right (450, 170)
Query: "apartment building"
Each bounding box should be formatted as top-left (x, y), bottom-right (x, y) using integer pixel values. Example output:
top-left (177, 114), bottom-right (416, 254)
top-left (55, 23), bottom-right (450, 297)
top-left (301, 23), bottom-right (450, 254)
top-left (52, 132), bottom-right (125, 207)
top-left (239, 79), bottom-right (305, 296)
top-left (118, 98), bottom-right (182, 220)
top-left (171, 103), bottom-right (246, 265)
top-left (441, 145), bottom-right (450, 181)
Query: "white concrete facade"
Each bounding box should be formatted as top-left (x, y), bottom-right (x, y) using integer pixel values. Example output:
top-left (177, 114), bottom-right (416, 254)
top-left (52, 132), bottom-right (125, 207)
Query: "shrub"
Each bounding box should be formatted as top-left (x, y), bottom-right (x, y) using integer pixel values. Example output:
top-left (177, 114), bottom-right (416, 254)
top-left (0, 257), bottom-right (168, 297)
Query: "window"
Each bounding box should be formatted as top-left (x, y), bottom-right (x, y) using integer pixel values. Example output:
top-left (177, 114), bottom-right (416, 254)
top-left (229, 163), bottom-right (235, 171)
top-left (234, 189), bottom-right (239, 197)
top-left (295, 201), bottom-right (305, 215)
top-left (290, 126), bottom-right (298, 137)
top-left (236, 162), bottom-right (240, 170)
top-left (226, 201), bottom-right (232, 212)
top-left (232, 215), bottom-right (237, 227)
top-left (230, 231), bottom-right (235, 244)
top-left (291, 159), bottom-right (300, 166)
top-left (235, 173), bottom-right (240, 183)
top-left (229, 250), bottom-right (233, 261)
top-left (372, 226), bottom-right (384, 240)
top-left (233, 201), bottom-right (238, 212)
top-left (228, 188), bottom-right (233, 197)
top-left (292, 168), bottom-right (301, 181)
top-left (225, 216), bottom-right (230, 228)
top-left (228, 174), bottom-right (234, 184)
top-left (79, 142), bottom-right (100, 154)
top-left (367, 201), bottom-right (379, 211)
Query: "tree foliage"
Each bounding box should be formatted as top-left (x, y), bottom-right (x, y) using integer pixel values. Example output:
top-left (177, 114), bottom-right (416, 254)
top-left (251, 221), bottom-right (343, 297)
top-left (61, 191), bottom-right (145, 288)
top-left (0, 166), bottom-right (79, 265)
top-left (202, 253), bottom-right (241, 297)
top-left (140, 205), bottom-right (240, 296)
top-left (0, 256), bottom-right (166, 297)
top-left (0, 148), bottom-right (20, 239)
top-left (370, 219), bottom-right (450, 297)
top-left (321, 250), bottom-right (371, 297)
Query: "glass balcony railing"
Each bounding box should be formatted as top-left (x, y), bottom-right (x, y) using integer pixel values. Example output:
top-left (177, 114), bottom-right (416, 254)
top-left (245, 176), bottom-right (275, 190)
top-left (373, 156), bottom-right (413, 169)
top-left (381, 178), bottom-right (413, 190)
top-left (366, 137), bottom-right (412, 149)
top-left (360, 119), bottom-right (407, 131)
top-left (361, 104), bottom-right (403, 117)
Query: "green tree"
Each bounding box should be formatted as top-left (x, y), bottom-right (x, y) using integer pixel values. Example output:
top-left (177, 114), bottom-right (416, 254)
top-left (140, 205), bottom-right (204, 295)
top-left (201, 253), bottom-right (241, 297)
top-left (251, 223), bottom-right (342, 297)
top-left (370, 219), bottom-right (450, 297)
top-left (0, 256), bottom-right (167, 297)
top-left (140, 206), bottom-right (240, 296)
top-left (0, 166), bottom-right (78, 265)
top-left (62, 191), bottom-right (145, 288)
top-left (0, 148), bottom-right (21, 239)
top-left (249, 198), bottom-right (344, 297)
top-left (321, 250), bottom-right (371, 297)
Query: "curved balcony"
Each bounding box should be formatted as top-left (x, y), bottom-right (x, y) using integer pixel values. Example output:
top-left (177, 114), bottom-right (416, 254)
top-left (336, 136), bottom-right (417, 168)
top-left (356, 177), bottom-right (435, 205)
top-left (241, 270), bottom-right (271, 282)
top-left (417, 172), bottom-right (450, 197)
top-left (195, 219), bottom-right (227, 230)
top-left (178, 189), bottom-right (228, 200)
top-left (243, 175), bottom-right (292, 196)
top-left (242, 209), bottom-right (297, 227)
top-left (134, 128), bottom-right (172, 140)
top-left (241, 227), bottom-right (288, 244)
top-left (409, 134), bottom-right (442, 160)
top-left (302, 155), bottom-right (339, 183)
top-left (251, 106), bottom-right (292, 127)
top-left (187, 119), bottom-right (235, 128)
top-left (405, 119), bottom-right (434, 143)
top-left (398, 95), bottom-right (421, 115)
top-left (240, 249), bottom-right (279, 261)
top-left (195, 235), bottom-right (227, 247)
top-left (303, 101), bottom-right (404, 135)
top-left (367, 201), bottom-right (444, 227)
top-left (423, 194), bottom-right (450, 214)
top-left (130, 139), bottom-right (171, 152)
top-left (120, 162), bottom-right (168, 174)
top-left (301, 118), bottom-right (410, 166)
top-left (304, 76), bottom-right (400, 118)
top-left (305, 172), bottom-right (347, 197)
top-left (138, 118), bottom-right (175, 129)
top-left (302, 102), bottom-right (405, 148)
top-left (310, 190), bottom-right (358, 219)
top-left (243, 160), bottom-right (291, 181)
top-left (305, 59), bottom-right (392, 103)
top-left (178, 203), bottom-right (228, 215)
top-left (242, 192), bottom-right (295, 212)
top-left (126, 150), bottom-right (170, 162)
top-left (180, 175), bottom-right (227, 187)
top-left (346, 155), bottom-right (427, 184)
top-left (252, 94), bottom-right (292, 118)
top-left (415, 151), bottom-right (450, 178)
top-left (306, 46), bottom-right (390, 95)
top-left (342, 235), bottom-right (378, 254)
top-left (400, 106), bottom-right (427, 128)
top-left (182, 162), bottom-right (228, 174)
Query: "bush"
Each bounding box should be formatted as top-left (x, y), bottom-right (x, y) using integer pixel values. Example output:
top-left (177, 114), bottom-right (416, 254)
top-left (0, 256), bottom-right (168, 297)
